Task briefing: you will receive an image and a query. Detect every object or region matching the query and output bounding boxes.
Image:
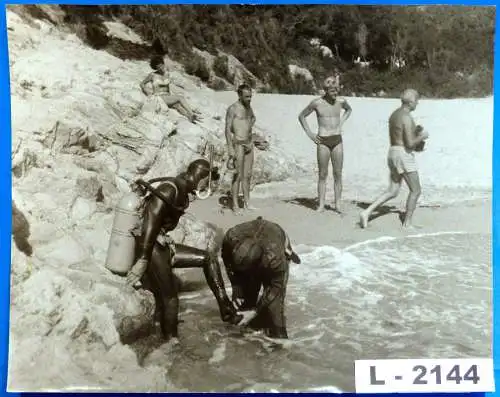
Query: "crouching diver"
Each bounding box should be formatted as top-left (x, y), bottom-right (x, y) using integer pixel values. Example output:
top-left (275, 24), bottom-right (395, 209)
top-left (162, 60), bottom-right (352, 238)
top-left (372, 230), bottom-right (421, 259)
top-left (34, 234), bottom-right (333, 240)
top-left (221, 217), bottom-right (301, 339)
top-left (105, 156), bottom-right (242, 341)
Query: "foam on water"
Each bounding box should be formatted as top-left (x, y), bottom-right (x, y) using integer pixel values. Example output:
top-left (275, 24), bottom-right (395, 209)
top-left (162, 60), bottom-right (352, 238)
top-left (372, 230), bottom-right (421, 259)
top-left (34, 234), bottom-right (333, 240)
top-left (147, 232), bottom-right (490, 392)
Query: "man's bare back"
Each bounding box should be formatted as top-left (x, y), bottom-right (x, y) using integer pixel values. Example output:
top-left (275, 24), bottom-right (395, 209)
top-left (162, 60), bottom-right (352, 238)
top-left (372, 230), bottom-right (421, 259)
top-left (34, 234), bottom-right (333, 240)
top-left (389, 107), bottom-right (417, 149)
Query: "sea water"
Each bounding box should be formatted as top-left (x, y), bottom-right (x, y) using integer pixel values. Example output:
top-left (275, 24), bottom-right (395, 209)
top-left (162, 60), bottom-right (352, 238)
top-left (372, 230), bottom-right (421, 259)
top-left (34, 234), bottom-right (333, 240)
top-left (149, 232), bottom-right (491, 392)
top-left (144, 94), bottom-right (492, 391)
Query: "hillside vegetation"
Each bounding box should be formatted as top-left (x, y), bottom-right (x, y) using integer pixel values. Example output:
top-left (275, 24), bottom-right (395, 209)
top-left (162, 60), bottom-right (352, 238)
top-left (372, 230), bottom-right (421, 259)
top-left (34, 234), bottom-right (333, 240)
top-left (44, 4), bottom-right (496, 98)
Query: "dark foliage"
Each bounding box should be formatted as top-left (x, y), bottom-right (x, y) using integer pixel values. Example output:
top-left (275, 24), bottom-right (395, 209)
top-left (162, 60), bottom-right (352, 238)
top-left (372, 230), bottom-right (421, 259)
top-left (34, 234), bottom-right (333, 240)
top-left (59, 4), bottom-right (494, 98)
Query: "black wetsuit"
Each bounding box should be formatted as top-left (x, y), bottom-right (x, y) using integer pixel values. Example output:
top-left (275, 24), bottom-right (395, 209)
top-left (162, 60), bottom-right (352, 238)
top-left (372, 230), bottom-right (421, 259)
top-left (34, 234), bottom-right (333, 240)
top-left (221, 217), bottom-right (300, 339)
top-left (135, 174), bottom-right (238, 340)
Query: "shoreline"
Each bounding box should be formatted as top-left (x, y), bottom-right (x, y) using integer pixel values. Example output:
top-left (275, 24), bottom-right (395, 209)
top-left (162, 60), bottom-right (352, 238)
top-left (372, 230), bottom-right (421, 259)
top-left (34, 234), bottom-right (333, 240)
top-left (188, 195), bottom-right (491, 250)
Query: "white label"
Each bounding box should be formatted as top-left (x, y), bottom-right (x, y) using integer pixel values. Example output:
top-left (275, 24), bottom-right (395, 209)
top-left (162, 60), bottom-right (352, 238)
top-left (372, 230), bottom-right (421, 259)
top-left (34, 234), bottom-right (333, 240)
top-left (355, 358), bottom-right (495, 393)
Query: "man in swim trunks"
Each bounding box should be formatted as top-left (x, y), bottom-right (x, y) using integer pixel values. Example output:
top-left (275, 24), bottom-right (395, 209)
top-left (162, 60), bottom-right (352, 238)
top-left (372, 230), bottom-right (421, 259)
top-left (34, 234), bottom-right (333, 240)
top-left (221, 217), bottom-right (301, 339)
top-left (298, 75), bottom-right (352, 213)
top-left (225, 84), bottom-right (257, 214)
top-left (359, 88), bottom-right (429, 229)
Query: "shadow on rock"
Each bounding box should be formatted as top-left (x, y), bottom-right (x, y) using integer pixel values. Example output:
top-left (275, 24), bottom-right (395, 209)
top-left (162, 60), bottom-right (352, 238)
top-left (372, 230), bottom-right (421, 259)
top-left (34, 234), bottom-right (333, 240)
top-left (12, 201), bottom-right (33, 257)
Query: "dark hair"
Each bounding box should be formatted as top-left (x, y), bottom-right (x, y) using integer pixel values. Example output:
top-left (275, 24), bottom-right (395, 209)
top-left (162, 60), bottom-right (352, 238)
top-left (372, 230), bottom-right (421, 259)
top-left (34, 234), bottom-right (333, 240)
top-left (237, 83), bottom-right (252, 96)
top-left (150, 55), bottom-right (164, 71)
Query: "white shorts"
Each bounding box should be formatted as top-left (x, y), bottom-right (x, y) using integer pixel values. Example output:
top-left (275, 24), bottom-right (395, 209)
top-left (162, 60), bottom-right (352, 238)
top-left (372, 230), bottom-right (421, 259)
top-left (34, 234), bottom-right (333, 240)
top-left (387, 146), bottom-right (418, 178)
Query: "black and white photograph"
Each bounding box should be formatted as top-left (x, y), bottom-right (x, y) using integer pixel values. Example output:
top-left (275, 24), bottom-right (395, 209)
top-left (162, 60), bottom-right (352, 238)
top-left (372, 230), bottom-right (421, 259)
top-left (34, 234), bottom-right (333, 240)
top-left (8, 4), bottom-right (494, 392)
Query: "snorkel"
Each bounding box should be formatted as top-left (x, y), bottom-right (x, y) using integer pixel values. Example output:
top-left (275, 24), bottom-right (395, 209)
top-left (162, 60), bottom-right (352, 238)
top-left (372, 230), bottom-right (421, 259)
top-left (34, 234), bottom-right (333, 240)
top-left (195, 143), bottom-right (215, 200)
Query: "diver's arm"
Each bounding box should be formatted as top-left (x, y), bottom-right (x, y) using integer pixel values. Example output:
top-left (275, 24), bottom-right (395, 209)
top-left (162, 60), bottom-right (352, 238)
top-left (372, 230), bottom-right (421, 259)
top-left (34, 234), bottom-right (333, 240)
top-left (127, 185), bottom-right (177, 285)
top-left (238, 270), bottom-right (285, 326)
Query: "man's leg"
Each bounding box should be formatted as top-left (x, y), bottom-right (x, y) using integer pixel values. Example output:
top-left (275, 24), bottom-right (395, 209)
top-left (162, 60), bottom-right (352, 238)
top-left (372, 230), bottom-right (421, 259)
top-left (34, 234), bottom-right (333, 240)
top-left (331, 142), bottom-right (344, 212)
top-left (231, 145), bottom-right (245, 214)
top-left (262, 269), bottom-right (289, 339)
top-left (242, 146), bottom-right (256, 210)
top-left (401, 171), bottom-right (422, 228)
top-left (316, 144), bottom-right (330, 212)
top-left (359, 173), bottom-right (402, 228)
top-left (172, 244), bottom-right (240, 324)
top-left (144, 243), bottom-right (179, 340)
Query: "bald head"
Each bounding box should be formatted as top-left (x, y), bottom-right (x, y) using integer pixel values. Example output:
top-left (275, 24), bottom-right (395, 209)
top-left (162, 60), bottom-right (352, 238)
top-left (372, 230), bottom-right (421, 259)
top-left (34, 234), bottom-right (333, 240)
top-left (400, 88), bottom-right (419, 111)
top-left (401, 89), bottom-right (419, 104)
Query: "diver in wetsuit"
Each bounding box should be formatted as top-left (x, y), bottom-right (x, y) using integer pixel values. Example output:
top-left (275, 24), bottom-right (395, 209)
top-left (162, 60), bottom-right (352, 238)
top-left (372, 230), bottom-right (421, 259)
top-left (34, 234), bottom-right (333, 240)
top-left (221, 217), bottom-right (301, 339)
top-left (128, 159), bottom-right (241, 340)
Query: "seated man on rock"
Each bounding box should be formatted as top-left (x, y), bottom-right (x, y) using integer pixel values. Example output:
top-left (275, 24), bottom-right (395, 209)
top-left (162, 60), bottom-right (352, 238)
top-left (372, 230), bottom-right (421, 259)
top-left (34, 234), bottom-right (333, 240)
top-left (221, 217), bottom-right (301, 339)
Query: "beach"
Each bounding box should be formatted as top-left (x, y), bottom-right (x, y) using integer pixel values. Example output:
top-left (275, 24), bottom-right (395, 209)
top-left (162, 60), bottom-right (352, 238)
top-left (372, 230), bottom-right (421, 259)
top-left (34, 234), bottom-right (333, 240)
top-left (156, 93), bottom-right (492, 392)
top-left (7, 6), bottom-right (493, 393)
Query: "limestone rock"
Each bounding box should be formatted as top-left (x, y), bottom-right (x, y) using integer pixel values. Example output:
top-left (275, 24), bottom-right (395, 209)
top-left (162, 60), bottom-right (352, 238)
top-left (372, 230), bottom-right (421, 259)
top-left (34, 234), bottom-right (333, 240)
top-left (39, 120), bottom-right (97, 155)
top-left (6, 4), bottom-right (307, 392)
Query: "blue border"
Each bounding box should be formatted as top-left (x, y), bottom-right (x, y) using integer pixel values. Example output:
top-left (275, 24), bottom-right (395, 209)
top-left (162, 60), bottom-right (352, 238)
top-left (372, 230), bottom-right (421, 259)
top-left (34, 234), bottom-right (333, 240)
top-left (0, 1), bottom-right (496, 397)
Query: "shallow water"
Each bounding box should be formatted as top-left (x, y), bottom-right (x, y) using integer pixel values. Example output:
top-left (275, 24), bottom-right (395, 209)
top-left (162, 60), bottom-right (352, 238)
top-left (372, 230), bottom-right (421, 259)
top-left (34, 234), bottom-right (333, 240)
top-left (151, 232), bottom-right (491, 392)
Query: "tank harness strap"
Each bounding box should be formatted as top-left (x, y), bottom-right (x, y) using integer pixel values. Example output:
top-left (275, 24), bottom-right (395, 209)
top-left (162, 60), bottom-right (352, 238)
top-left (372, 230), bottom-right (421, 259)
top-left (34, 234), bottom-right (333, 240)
top-left (136, 178), bottom-right (186, 213)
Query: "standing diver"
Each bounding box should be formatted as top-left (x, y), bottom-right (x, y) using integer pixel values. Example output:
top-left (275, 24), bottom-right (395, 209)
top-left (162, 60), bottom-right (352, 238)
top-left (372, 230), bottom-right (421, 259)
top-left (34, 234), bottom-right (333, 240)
top-left (221, 217), bottom-right (301, 339)
top-left (106, 157), bottom-right (242, 341)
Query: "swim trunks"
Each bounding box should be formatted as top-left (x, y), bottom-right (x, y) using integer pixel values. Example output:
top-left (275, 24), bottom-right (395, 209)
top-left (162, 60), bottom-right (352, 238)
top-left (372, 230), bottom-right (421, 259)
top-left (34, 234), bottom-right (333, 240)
top-left (234, 136), bottom-right (253, 154)
top-left (387, 146), bottom-right (417, 177)
top-left (318, 134), bottom-right (342, 151)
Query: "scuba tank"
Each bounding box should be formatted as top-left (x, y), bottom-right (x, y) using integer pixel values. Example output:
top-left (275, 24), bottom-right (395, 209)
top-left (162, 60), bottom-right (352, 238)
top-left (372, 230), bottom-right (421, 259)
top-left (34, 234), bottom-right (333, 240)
top-left (195, 143), bottom-right (215, 200)
top-left (105, 148), bottom-right (217, 275)
top-left (105, 190), bottom-right (143, 275)
top-left (104, 177), bottom-right (178, 276)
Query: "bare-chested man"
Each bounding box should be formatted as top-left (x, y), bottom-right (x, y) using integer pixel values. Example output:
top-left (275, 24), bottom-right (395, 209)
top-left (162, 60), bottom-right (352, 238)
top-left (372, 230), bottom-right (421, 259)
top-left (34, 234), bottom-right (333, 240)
top-left (225, 84), bottom-right (257, 213)
top-left (359, 88), bottom-right (429, 229)
top-left (298, 76), bottom-right (352, 213)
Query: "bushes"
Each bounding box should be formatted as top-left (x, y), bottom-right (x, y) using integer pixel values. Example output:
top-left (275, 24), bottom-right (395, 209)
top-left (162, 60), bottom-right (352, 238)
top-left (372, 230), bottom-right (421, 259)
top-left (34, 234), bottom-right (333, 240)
top-left (213, 55), bottom-right (229, 80)
top-left (184, 52), bottom-right (211, 82)
top-left (54, 4), bottom-right (493, 99)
